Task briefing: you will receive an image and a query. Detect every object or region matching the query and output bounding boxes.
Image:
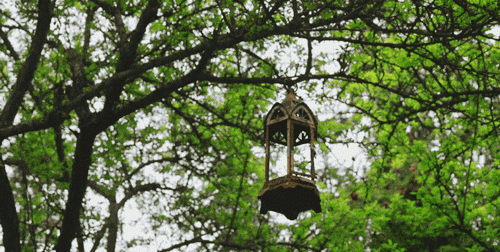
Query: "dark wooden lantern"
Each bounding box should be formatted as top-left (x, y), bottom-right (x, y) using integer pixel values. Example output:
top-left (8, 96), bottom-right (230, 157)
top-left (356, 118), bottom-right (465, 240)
top-left (258, 88), bottom-right (321, 220)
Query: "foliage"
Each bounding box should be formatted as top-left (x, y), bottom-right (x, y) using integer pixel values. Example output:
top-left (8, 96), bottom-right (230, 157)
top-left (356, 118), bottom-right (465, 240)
top-left (0, 0), bottom-right (499, 251)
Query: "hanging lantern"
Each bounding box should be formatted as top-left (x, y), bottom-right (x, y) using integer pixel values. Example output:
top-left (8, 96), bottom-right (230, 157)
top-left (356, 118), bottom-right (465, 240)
top-left (258, 88), bottom-right (321, 220)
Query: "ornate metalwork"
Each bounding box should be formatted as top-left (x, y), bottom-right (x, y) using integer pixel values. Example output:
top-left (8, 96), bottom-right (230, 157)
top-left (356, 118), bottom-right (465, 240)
top-left (258, 88), bottom-right (321, 220)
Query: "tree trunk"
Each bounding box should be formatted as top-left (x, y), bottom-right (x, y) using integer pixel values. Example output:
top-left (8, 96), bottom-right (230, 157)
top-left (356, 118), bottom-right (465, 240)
top-left (106, 202), bottom-right (119, 252)
top-left (0, 162), bottom-right (21, 252)
top-left (77, 217), bottom-right (85, 252)
top-left (55, 129), bottom-right (97, 252)
top-left (0, 0), bottom-right (52, 250)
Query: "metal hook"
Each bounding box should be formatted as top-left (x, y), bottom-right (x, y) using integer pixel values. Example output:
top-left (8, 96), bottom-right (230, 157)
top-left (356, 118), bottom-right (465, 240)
top-left (284, 77), bottom-right (297, 93)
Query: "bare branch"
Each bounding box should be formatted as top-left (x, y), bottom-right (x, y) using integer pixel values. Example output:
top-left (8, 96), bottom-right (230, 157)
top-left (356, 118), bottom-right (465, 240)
top-left (87, 180), bottom-right (115, 202)
top-left (0, 28), bottom-right (20, 60)
top-left (158, 237), bottom-right (204, 252)
top-left (117, 183), bottom-right (185, 209)
top-left (88, 222), bottom-right (108, 252)
top-left (0, 0), bottom-right (53, 127)
top-left (104, 0), bottom-right (160, 111)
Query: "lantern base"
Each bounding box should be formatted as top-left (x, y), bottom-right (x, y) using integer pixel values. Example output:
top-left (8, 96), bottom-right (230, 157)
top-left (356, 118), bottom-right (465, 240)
top-left (258, 175), bottom-right (321, 220)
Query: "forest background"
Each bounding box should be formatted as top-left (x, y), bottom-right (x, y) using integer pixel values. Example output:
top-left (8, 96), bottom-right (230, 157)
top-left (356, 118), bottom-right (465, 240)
top-left (0, 0), bottom-right (500, 251)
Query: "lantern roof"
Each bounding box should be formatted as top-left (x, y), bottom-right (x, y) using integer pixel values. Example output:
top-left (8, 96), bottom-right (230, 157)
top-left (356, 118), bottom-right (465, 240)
top-left (264, 88), bottom-right (317, 126)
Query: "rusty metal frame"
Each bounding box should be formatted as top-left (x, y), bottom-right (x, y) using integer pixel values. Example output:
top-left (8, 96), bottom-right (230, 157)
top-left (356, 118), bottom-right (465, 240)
top-left (263, 88), bottom-right (318, 182)
top-left (259, 88), bottom-right (322, 220)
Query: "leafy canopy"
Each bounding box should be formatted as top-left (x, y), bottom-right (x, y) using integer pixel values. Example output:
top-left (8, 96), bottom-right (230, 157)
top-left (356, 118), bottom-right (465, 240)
top-left (0, 0), bottom-right (499, 251)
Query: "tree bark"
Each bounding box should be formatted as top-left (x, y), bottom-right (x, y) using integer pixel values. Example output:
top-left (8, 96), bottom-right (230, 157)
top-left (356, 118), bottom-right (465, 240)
top-left (0, 162), bottom-right (21, 252)
top-left (0, 0), bottom-right (52, 126)
top-left (76, 217), bottom-right (85, 252)
top-left (54, 128), bottom-right (97, 252)
top-left (0, 1), bottom-right (52, 251)
top-left (106, 202), bottom-right (119, 252)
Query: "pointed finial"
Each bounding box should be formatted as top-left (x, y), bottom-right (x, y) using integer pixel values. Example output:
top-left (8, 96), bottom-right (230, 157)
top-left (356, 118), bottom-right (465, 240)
top-left (282, 87), bottom-right (298, 110)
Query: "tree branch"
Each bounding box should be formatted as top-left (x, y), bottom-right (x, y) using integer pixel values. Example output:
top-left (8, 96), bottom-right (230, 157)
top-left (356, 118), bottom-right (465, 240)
top-left (124, 156), bottom-right (181, 182)
top-left (103, 0), bottom-right (160, 111)
top-left (117, 183), bottom-right (185, 209)
top-left (55, 129), bottom-right (98, 252)
top-left (157, 237), bottom-right (204, 252)
top-left (87, 180), bottom-right (115, 202)
top-left (89, 222), bottom-right (109, 252)
top-left (0, 0), bottom-right (53, 127)
top-left (0, 1), bottom-right (53, 251)
top-left (0, 28), bottom-right (20, 60)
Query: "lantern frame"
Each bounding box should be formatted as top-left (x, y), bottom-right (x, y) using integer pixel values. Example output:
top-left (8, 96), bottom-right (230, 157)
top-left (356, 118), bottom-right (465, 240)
top-left (258, 88), bottom-right (321, 220)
